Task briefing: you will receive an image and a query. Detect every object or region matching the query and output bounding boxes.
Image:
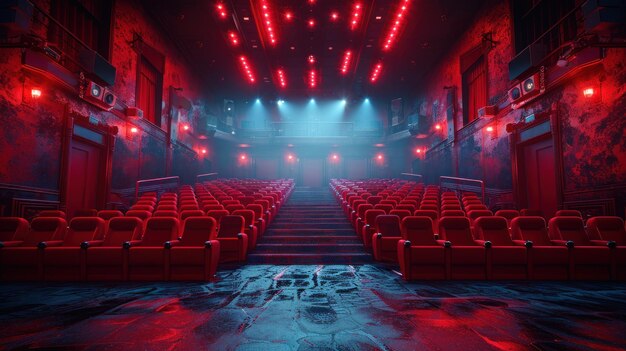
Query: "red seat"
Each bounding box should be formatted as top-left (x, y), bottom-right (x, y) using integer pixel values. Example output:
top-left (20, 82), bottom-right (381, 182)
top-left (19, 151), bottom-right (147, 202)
top-left (548, 216), bottom-right (612, 280)
top-left (225, 204), bottom-right (246, 213)
top-left (372, 215), bottom-right (402, 263)
top-left (84, 217), bottom-right (143, 281)
top-left (555, 209), bottom-right (582, 218)
top-left (42, 217), bottom-right (106, 281)
top-left (203, 204), bottom-right (225, 212)
top-left (354, 203), bottom-right (374, 232)
top-left (361, 209), bottom-right (385, 248)
top-left (246, 204), bottom-right (266, 236)
top-left (127, 217), bottom-right (180, 281)
top-left (0, 217), bottom-right (67, 281)
top-left (374, 203), bottom-right (393, 214)
top-left (510, 216), bottom-right (569, 280)
top-left (349, 199), bottom-right (367, 224)
top-left (398, 216), bottom-right (447, 280)
top-left (153, 210), bottom-right (179, 218)
top-left (441, 210), bottom-right (465, 217)
top-left (438, 216), bottom-right (486, 280)
top-left (125, 210), bottom-right (152, 221)
top-left (467, 209), bottom-right (494, 228)
top-left (474, 216), bottom-right (528, 280)
top-left (169, 217), bottom-right (220, 281)
top-left (414, 210), bottom-right (439, 235)
top-left (74, 209), bottom-right (97, 217)
top-left (520, 208), bottom-right (543, 217)
top-left (495, 210), bottom-right (520, 227)
top-left (389, 209), bottom-right (411, 222)
top-left (129, 205), bottom-right (155, 212)
top-left (179, 210), bottom-right (206, 222)
top-left (0, 217), bottom-right (29, 242)
top-left (586, 216), bottom-right (626, 280)
top-left (97, 210), bottom-right (124, 221)
top-left (207, 210), bottom-right (230, 230)
top-left (232, 209), bottom-right (258, 250)
top-left (253, 199), bottom-right (272, 224)
top-left (216, 215), bottom-right (248, 263)
top-left (37, 210), bottom-right (66, 219)
top-left (367, 196), bottom-right (383, 206)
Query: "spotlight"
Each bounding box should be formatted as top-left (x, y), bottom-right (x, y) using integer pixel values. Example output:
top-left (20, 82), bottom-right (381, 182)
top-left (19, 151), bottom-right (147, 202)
top-left (310, 98), bottom-right (315, 103)
top-left (332, 154), bottom-right (338, 160)
top-left (364, 98), bottom-right (370, 103)
top-left (256, 98), bottom-right (261, 103)
top-left (341, 99), bottom-right (347, 105)
top-left (277, 99), bottom-right (285, 105)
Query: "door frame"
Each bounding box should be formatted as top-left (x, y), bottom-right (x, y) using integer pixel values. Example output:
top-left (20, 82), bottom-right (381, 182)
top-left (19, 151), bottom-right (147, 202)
top-left (509, 107), bottom-right (565, 211)
top-left (59, 108), bottom-right (116, 214)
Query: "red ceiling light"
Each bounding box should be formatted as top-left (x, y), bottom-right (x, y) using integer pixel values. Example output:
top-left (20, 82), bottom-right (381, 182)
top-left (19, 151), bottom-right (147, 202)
top-left (340, 50), bottom-right (352, 74)
top-left (239, 56), bottom-right (256, 83)
top-left (370, 62), bottom-right (383, 83)
top-left (350, 3), bottom-right (363, 30)
top-left (382, 0), bottom-right (411, 51)
top-left (259, 0), bottom-right (277, 45)
top-left (228, 31), bottom-right (239, 46)
top-left (330, 11), bottom-right (339, 21)
top-left (308, 55), bottom-right (316, 64)
top-left (308, 18), bottom-right (316, 28)
top-left (216, 3), bottom-right (228, 19)
top-left (308, 0), bottom-right (316, 4)
top-left (277, 69), bottom-right (287, 88)
top-left (308, 69), bottom-right (318, 88)
top-left (284, 11), bottom-right (293, 21)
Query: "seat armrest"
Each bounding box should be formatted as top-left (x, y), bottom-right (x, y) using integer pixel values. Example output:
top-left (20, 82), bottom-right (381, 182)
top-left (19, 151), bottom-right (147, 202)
top-left (38, 240), bottom-right (64, 248)
top-left (512, 240), bottom-right (528, 246)
top-left (0, 241), bottom-right (24, 248)
top-left (123, 240), bottom-right (143, 249)
top-left (164, 240), bottom-right (181, 249)
top-left (474, 240), bottom-right (491, 248)
top-left (81, 240), bottom-right (104, 249)
top-left (551, 240), bottom-right (574, 248)
top-left (436, 239), bottom-right (451, 247)
top-left (589, 240), bottom-right (616, 248)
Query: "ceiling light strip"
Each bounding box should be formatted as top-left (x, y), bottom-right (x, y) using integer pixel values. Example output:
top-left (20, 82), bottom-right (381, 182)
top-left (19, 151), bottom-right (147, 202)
top-left (370, 62), bottom-right (382, 82)
top-left (382, 0), bottom-right (410, 51)
top-left (350, 3), bottom-right (363, 31)
top-left (239, 56), bottom-right (256, 83)
top-left (340, 50), bottom-right (352, 74)
top-left (277, 69), bottom-right (287, 88)
top-left (260, 0), bottom-right (278, 45)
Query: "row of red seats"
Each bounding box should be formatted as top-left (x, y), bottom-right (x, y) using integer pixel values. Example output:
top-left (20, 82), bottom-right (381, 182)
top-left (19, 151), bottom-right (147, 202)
top-left (385, 215), bottom-right (625, 280)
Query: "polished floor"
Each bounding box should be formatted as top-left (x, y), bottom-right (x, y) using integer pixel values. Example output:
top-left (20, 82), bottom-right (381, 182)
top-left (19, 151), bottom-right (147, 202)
top-left (1, 265), bottom-right (625, 351)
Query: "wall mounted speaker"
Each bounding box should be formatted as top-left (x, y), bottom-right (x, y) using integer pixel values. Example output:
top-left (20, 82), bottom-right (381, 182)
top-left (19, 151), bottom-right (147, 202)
top-left (521, 73), bottom-right (540, 96)
top-left (86, 81), bottom-right (103, 100)
top-left (102, 88), bottom-right (116, 110)
top-left (508, 83), bottom-right (523, 103)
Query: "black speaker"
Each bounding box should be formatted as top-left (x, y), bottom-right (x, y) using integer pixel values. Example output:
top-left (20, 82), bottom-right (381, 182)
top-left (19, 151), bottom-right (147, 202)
top-left (223, 100), bottom-right (234, 115)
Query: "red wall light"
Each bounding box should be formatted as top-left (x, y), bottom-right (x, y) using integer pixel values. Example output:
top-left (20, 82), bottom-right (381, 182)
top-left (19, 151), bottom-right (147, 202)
top-left (434, 123), bottom-right (442, 130)
top-left (284, 11), bottom-right (293, 21)
top-left (201, 148), bottom-right (207, 154)
top-left (31, 88), bottom-right (42, 99)
top-left (181, 124), bottom-right (190, 131)
top-left (583, 87), bottom-right (594, 98)
top-left (486, 126), bottom-right (494, 133)
top-left (330, 12), bottom-right (339, 21)
top-left (377, 154), bottom-right (383, 160)
top-left (130, 127), bottom-right (138, 133)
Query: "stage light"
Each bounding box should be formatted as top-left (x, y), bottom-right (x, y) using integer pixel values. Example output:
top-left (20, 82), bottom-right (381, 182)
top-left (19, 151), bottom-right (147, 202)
top-left (382, 0), bottom-right (411, 50)
top-left (350, 2), bottom-right (363, 30)
top-left (256, 98), bottom-right (261, 103)
top-left (277, 99), bottom-right (285, 105)
top-left (31, 88), bottom-right (42, 99)
top-left (285, 11), bottom-right (293, 21)
top-left (259, 0), bottom-right (278, 45)
top-left (583, 88), bottom-right (594, 98)
top-left (277, 69), bottom-right (287, 88)
top-left (310, 98), bottom-right (315, 103)
top-left (240, 154), bottom-right (246, 160)
top-left (415, 148), bottom-right (422, 154)
top-left (332, 154), bottom-right (339, 160)
top-left (287, 154), bottom-right (294, 160)
top-left (239, 55), bottom-right (256, 83)
top-left (364, 98), bottom-right (370, 103)
top-left (377, 154), bottom-right (383, 160)
top-left (308, 55), bottom-right (316, 64)
top-left (340, 50), bottom-right (352, 74)
top-left (341, 99), bottom-right (347, 105)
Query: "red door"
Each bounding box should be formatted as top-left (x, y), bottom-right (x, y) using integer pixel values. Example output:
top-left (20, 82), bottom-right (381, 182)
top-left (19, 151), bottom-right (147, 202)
top-left (66, 140), bottom-right (102, 218)
top-left (523, 138), bottom-right (558, 218)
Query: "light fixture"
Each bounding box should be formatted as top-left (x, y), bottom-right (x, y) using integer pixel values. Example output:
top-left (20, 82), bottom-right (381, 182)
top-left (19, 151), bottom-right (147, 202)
top-left (228, 31), bottom-right (239, 46)
top-left (332, 154), bottom-right (338, 160)
top-left (284, 11), bottom-right (293, 21)
top-left (259, 0), bottom-right (278, 45)
top-left (240, 154), bottom-right (247, 160)
top-left (287, 154), bottom-right (294, 160)
top-left (377, 154), bottom-right (383, 160)
top-left (435, 123), bottom-right (442, 130)
top-left (486, 126), bottom-right (494, 132)
top-left (256, 98), bottom-right (261, 103)
top-left (201, 148), bottom-right (207, 154)
top-left (364, 98), bottom-right (370, 103)
top-left (310, 98), bottom-right (315, 103)
top-left (308, 70), bottom-right (318, 89)
top-left (239, 56), bottom-right (256, 83)
top-left (370, 62), bottom-right (383, 83)
top-left (130, 127), bottom-right (138, 133)
top-left (277, 69), bottom-right (287, 88)
top-left (340, 50), bottom-right (352, 74)
top-left (277, 99), bottom-right (285, 105)
top-left (583, 87), bottom-right (594, 98)
top-left (216, 3), bottom-right (227, 19)
top-left (350, 3), bottom-right (363, 30)
top-left (182, 124), bottom-right (190, 131)
top-left (330, 11), bottom-right (339, 21)
top-left (341, 99), bottom-right (347, 105)
top-left (382, 0), bottom-right (411, 51)
top-left (415, 148), bottom-right (422, 154)
top-left (30, 88), bottom-right (42, 99)
top-left (308, 55), bottom-right (316, 64)
top-left (308, 18), bottom-right (316, 28)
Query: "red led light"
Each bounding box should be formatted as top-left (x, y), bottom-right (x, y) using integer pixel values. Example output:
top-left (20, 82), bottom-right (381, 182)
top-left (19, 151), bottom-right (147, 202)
top-left (370, 62), bottom-right (383, 83)
top-left (287, 154), bottom-right (293, 160)
top-left (239, 56), bottom-right (256, 83)
top-left (583, 88), bottom-right (594, 98)
top-left (415, 148), bottom-right (422, 154)
top-left (228, 31), bottom-right (239, 46)
top-left (130, 127), bottom-right (138, 133)
top-left (308, 55), bottom-right (316, 64)
top-left (382, 0), bottom-right (411, 50)
top-left (308, 18), bottom-right (316, 28)
top-left (240, 154), bottom-right (247, 160)
top-left (332, 154), bottom-right (338, 160)
top-left (377, 154), bottom-right (383, 160)
top-left (259, 0), bottom-right (277, 45)
top-left (486, 126), bottom-right (494, 132)
top-left (201, 148), bottom-right (207, 154)
top-left (216, 3), bottom-right (227, 18)
top-left (308, 69), bottom-right (318, 88)
top-left (435, 123), bottom-right (442, 130)
top-left (285, 11), bottom-right (293, 21)
top-left (350, 3), bottom-right (363, 30)
top-left (330, 12), bottom-right (339, 21)
top-left (31, 88), bottom-right (42, 99)
top-left (277, 69), bottom-right (287, 88)
top-left (340, 50), bottom-right (352, 74)
top-left (182, 124), bottom-right (190, 131)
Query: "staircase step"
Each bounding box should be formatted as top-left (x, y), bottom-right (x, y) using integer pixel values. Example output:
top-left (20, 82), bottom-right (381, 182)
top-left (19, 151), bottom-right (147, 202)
top-left (254, 243), bottom-right (365, 253)
top-left (269, 223), bottom-right (354, 229)
top-left (261, 236), bottom-right (362, 244)
top-left (264, 228), bottom-right (357, 236)
top-left (246, 253), bottom-right (373, 265)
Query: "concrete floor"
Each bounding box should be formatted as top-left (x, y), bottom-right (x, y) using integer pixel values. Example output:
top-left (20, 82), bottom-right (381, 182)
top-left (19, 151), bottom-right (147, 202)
top-left (1, 264), bottom-right (625, 350)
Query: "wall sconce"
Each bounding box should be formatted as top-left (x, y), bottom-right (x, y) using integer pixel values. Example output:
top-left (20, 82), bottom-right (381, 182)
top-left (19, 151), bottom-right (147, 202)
top-left (583, 87), bottom-right (594, 98)
top-left (126, 123), bottom-right (140, 140)
top-left (31, 88), bottom-right (42, 99)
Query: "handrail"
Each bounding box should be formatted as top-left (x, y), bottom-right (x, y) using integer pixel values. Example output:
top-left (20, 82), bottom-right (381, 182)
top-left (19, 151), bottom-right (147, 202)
top-left (439, 176), bottom-right (485, 203)
top-left (196, 172), bottom-right (219, 183)
top-left (135, 176), bottom-right (180, 201)
top-left (400, 173), bottom-right (423, 183)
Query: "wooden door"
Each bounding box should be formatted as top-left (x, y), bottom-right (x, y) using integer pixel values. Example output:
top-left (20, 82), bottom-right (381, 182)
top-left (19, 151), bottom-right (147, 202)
top-left (66, 139), bottom-right (103, 217)
top-left (523, 138), bottom-right (558, 218)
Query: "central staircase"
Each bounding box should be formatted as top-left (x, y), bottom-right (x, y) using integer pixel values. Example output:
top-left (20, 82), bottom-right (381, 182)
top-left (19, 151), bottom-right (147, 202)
top-left (247, 187), bottom-right (372, 264)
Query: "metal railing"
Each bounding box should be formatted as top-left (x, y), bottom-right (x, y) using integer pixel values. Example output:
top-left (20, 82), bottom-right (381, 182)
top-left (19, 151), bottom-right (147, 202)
top-left (134, 176), bottom-right (180, 201)
top-left (196, 172), bottom-right (219, 184)
top-left (400, 173), bottom-right (423, 183)
top-left (439, 176), bottom-right (485, 203)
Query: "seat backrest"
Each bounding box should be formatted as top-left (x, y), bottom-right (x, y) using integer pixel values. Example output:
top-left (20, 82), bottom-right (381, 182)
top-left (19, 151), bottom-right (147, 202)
top-left (217, 215), bottom-right (245, 238)
top-left (129, 205), bottom-right (154, 212)
top-left (37, 210), bottom-right (66, 219)
top-left (438, 216), bottom-right (475, 245)
top-left (221, 199), bottom-right (240, 206)
top-left (254, 199), bottom-right (270, 212)
top-left (389, 209), bottom-right (411, 221)
top-left (203, 204), bottom-right (225, 212)
top-left (548, 216), bottom-right (591, 245)
top-left (103, 217), bottom-right (143, 246)
top-left (246, 204), bottom-right (265, 221)
top-left (380, 199), bottom-right (398, 207)
top-left (374, 204), bottom-right (394, 214)
top-left (375, 215), bottom-right (402, 237)
top-left (555, 209), bottom-right (582, 218)
top-left (395, 204), bottom-right (416, 213)
top-left (401, 216), bottom-right (436, 245)
top-left (179, 205), bottom-right (200, 212)
top-left (494, 210), bottom-right (520, 225)
top-left (367, 196), bottom-right (383, 205)
top-left (181, 217), bottom-right (217, 244)
top-left (510, 216), bottom-right (551, 245)
top-left (23, 217), bottom-right (68, 246)
top-left (0, 217), bottom-right (29, 241)
top-left (74, 209), bottom-right (97, 217)
top-left (441, 210), bottom-right (465, 217)
top-left (441, 204), bottom-right (462, 211)
top-left (125, 210), bottom-right (152, 221)
top-left (152, 210), bottom-right (179, 218)
top-left (156, 205), bottom-right (178, 212)
top-left (364, 209), bottom-right (386, 226)
top-left (141, 217), bottom-right (180, 246)
top-left (356, 203), bottom-right (374, 219)
top-left (474, 216), bottom-right (514, 245)
top-left (64, 217), bottom-right (106, 246)
top-left (586, 216), bottom-right (626, 245)
top-left (226, 204), bottom-right (246, 213)
top-left (351, 199), bottom-right (366, 211)
top-left (467, 210), bottom-right (494, 222)
top-left (239, 196), bottom-right (256, 206)
top-left (206, 210), bottom-right (230, 225)
top-left (179, 210), bottom-right (205, 222)
top-left (97, 210), bottom-right (124, 221)
top-left (232, 209), bottom-right (256, 228)
top-left (419, 204), bottom-right (439, 212)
